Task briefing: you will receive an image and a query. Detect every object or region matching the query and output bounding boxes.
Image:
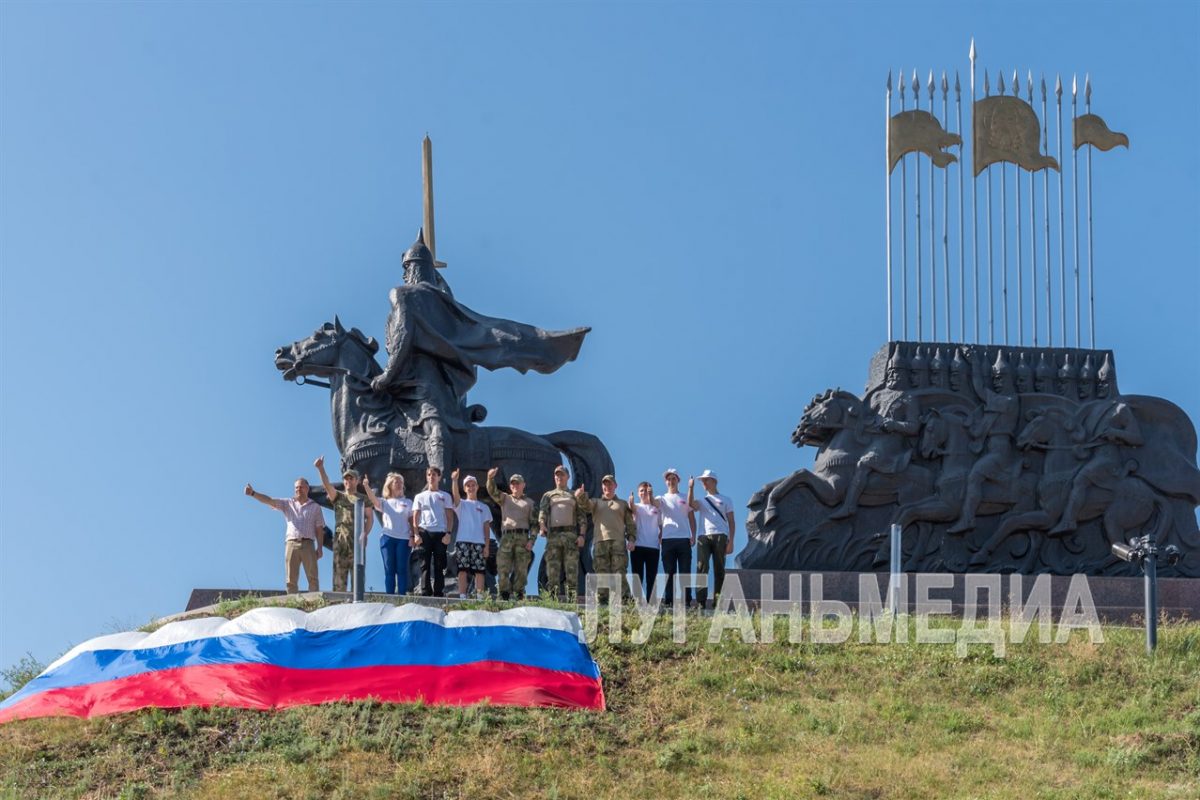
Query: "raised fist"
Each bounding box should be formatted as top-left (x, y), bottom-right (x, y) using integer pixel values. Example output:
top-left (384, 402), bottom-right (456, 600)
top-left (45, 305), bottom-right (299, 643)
top-left (313, 456), bottom-right (325, 470)
top-left (244, 483), bottom-right (254, 496)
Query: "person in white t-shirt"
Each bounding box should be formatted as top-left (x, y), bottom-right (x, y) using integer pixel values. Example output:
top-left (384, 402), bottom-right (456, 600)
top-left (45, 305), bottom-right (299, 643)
top-left (410, 466), bottom-right (455, 597)
top-left (688, 469), bottom-right (736, 609)
top-left (450, 469), bottom-right (492, 599)
top-left (657, 467), bottom-right (697, 607)
top-left (363, 473), bottom-right (413, 595)
top-left (629, 481), bottom-right (662, 601)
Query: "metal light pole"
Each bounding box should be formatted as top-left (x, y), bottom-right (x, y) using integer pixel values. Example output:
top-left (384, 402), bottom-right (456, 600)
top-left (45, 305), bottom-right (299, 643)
top-left (1111, 536), bottom-right (1183, 654)
top-left (353, 498), bottom-right (366, 602)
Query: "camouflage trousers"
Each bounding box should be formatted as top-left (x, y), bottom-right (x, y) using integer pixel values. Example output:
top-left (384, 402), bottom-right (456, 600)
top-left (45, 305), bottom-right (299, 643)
top-left (496, 531), bottom-right (533, 596)
top-left (591, 538), bottom-right (630, 600)
top-left (333, 531), bottom-right (354, 592)
top-left (543, 529), bottom-right (580, 598)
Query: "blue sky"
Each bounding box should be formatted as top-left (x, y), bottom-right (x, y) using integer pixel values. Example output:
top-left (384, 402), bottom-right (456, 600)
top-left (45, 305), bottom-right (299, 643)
top-left (2, 1), bottom-right (1196, 671)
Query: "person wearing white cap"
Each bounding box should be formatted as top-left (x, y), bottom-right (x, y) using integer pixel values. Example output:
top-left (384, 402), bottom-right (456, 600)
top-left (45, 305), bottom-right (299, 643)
top-left (688, 469), bottom-right (735, 609)
top-left (450, 468), bottom-right (492, 599)
top-left (657, 468), bottom-right (697, 607)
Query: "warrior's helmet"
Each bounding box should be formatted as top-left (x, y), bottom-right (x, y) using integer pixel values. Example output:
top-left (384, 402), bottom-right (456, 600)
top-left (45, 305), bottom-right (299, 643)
top-left (1015, 351), bottom-right (1033, 393)
top-left (885, 344), bottom-right (909, 390)
top-left (1096, 353), bottom-right (1115, 398)
top-left (1078, 354), bottom-right (1096, 400)
top-left (991, 349), bottom-right (1014, 393)
top-left (1034, 351), bottom-right (1055, 392)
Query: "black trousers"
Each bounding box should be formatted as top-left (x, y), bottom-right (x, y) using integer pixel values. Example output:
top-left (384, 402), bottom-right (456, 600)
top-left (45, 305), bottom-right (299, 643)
top-left (660, 538), bottom-right (693, 606)
top-left (414, 529), bottom-right (448, 597)
top-left (629, 546), bottom-right (659, 600)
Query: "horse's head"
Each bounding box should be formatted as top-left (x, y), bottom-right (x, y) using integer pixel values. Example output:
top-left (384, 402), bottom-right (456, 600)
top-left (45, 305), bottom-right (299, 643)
top-left (1016, 409), bottom-right (1066, 450)
top-left (275, 317), bottom-right (380, 383)
top-left (919, 409), bottom-right (948, 459)
top-left (919, 407), bottom-right (972, 459)
top-left (791, 389), bottom-right (856, 447)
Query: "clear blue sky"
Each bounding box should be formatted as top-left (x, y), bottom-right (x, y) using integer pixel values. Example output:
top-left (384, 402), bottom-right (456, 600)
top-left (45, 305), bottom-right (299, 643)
top-left (2, 1), bottom-right (1196, 671)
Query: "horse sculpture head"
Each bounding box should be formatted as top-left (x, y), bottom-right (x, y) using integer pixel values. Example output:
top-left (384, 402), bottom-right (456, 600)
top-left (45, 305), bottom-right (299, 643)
top-left (275, 317), bottom-right (380, 384)
top-left (1016, 408), bottom-right (1073, 450)
top-left (791, 389), bottom-right (860, 447)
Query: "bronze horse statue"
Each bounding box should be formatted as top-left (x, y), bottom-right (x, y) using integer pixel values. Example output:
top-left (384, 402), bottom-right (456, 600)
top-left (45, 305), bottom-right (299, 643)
top-left (275, 318), bottom-right (614, 502)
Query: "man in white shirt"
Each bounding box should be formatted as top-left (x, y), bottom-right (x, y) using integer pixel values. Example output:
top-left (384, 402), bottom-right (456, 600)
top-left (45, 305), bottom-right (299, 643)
top-left (410, 466), bottom-right (456, 597)
top-left (657, 468), bottom-right (697, 608)
top-left (687, 469), bottom-right (736, 610)
top-left (244, 476), bottom-right (325, 594)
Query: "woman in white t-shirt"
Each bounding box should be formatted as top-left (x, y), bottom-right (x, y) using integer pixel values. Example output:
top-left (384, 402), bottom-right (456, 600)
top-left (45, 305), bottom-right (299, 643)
top-left (364, 473), bottom-right (413, 595)
top-left (450, 469), bottom-right (492, 599)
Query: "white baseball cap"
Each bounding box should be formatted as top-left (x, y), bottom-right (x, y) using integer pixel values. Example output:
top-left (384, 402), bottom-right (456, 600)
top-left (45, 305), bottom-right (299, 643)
top-left (663, 467), bottom-right (681, 479)
top-left (698, 469), bottom-right (719, 482)
top-left (462, 474), bottom-right (478, 485)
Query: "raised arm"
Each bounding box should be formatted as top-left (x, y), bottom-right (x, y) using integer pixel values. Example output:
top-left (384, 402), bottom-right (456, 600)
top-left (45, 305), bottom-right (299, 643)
top-left (314, 456), bottom-right (339, 504)
top-left (686, 476), bottom-right (699, 510)
top-left (485, 467), bottom-right (506, 505)
top-left (362, 474), bottom-right (382, 513)
top-left (244, 483), bottom-right (282, 510)
top-left (450, 468), bottom-right (462, 508)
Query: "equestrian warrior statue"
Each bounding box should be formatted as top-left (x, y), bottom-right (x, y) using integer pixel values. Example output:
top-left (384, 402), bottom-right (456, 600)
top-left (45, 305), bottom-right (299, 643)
top-left (370, 230), bottom-right (589, 470)
top-left (829, 348), bottom-right (921, 520)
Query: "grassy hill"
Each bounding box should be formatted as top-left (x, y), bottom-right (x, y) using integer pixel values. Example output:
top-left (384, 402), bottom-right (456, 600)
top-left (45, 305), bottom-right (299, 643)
top-left (1, 597), bottom-right (1197, 799)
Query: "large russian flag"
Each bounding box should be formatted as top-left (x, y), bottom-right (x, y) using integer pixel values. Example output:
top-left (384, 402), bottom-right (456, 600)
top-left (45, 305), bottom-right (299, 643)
top-left (0, 604), bottom-right (604, 723)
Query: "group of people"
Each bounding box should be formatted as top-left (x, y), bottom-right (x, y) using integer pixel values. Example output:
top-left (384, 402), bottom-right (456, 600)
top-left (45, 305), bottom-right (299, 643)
top-left (244, 462), bottom-right (737, 607)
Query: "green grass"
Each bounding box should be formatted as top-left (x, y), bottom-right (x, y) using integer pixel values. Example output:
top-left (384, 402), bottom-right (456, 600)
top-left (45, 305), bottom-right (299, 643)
top-left (1, 600), bottom-right (1197, 799)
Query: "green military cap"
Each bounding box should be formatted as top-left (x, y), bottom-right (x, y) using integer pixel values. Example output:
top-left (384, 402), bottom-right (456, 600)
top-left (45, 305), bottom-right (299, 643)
top-left (601, 474), bottom-right (616, 485)
top-left (342, 468), bottom-right (360, 479)
top-left (509, 473), bottom-right (526, 484)
top-left (553, 465), bottom-right (569, 475)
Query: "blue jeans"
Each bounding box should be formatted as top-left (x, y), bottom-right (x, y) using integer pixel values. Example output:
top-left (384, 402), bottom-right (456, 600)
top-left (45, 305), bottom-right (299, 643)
top-left (380, 536), bottom-right (411, 595)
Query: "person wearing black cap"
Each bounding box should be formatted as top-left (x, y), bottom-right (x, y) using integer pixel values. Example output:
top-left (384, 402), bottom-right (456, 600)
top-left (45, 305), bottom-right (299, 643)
top-left (315, 455), bottom-right (373, 592)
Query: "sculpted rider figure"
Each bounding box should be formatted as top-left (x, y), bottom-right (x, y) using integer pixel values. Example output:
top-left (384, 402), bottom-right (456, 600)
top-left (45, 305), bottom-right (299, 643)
top-left (948, 350), bottom-right (1021, 534)
top-left (828, 353), bottom-right (920, 520)
top-left (370, 230), bottom-right (590, 470)
top-left (1049, 374), bottom-right (1145, 534)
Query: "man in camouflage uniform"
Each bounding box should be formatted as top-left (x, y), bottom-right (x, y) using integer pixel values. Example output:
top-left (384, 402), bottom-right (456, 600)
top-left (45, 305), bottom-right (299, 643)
top-left (486, 467), bottom-right (537, 600)
top-left (315, 455), bottom-right (373, 592)
top-left (538, 465), bottom-right (586, 600)
top-left (576, 475), bottom-right (636, 603)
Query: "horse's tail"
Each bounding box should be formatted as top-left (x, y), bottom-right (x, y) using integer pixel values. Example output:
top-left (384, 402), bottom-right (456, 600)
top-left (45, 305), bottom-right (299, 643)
top-left (542, 430), bottom-right (615, 496)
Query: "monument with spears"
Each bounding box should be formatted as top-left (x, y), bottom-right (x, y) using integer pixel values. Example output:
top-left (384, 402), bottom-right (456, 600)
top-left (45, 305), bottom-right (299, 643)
top-left (232, 44), bottom-right (1197, 616)
top-left (737, 41), bottom-right (1199, 594)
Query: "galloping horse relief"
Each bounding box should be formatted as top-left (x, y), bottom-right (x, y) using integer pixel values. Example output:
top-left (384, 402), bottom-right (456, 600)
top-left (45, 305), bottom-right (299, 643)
top-left (740, 342), bottom-right (1200, 576)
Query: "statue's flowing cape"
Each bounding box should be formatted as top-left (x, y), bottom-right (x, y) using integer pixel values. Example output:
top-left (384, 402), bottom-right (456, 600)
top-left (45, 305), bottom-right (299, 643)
top-left (388, 283), bottom-right (590, 400)
top-left (0, 604), bottom-right (605, 722)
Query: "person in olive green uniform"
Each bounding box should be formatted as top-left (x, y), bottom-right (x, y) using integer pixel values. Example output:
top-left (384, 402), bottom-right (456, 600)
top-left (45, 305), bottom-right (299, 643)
top-left (538, 465), bottom-right (587, 600)
top-left (486, 467), bottom-right (537, 600)
top-left (315, 456), bottom-right (373, 592)
top-left (576, 475), bottom-right (636, 602)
